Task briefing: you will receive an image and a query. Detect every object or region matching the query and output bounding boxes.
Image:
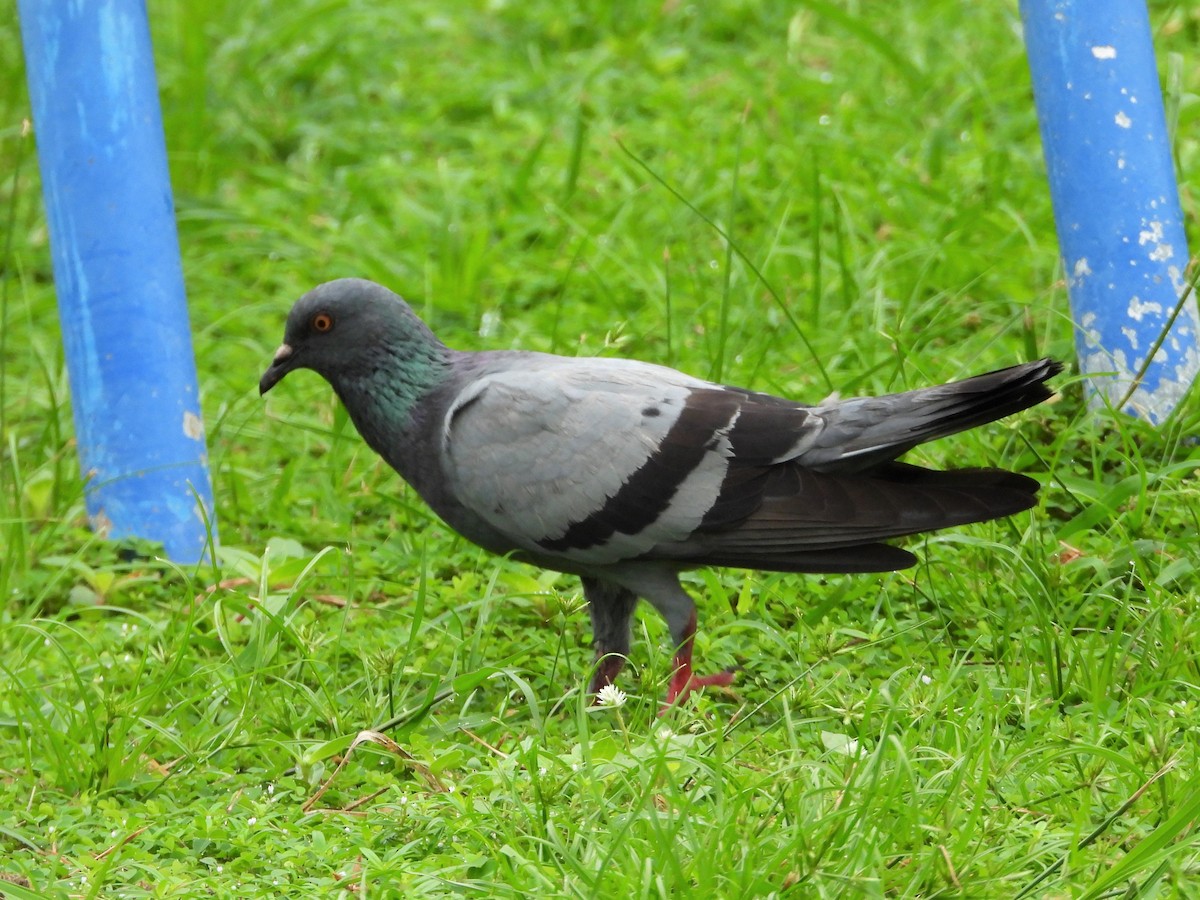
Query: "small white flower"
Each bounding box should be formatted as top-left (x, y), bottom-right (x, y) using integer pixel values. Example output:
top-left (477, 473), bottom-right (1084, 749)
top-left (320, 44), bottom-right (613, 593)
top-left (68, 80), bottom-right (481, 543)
top-left (247, 816), bottom-right (257, 826)
top-left (657, 727), bottom-right (674, 740)
top-left (920, 674), bottom-right (933, 685)
top-left (596, 684), bottom-right (627, 708)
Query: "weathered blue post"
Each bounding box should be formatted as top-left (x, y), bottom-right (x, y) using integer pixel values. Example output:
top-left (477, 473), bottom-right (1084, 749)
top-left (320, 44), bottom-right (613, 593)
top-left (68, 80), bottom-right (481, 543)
top-left (1020, 0), bottom-right (1199, 423)
top-left (18, 0), bottom-right (217, 562)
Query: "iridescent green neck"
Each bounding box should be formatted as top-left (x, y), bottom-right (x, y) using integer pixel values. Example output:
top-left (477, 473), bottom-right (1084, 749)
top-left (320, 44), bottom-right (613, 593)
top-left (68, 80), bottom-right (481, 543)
top-left (333, 335), bottom-right (452, 453)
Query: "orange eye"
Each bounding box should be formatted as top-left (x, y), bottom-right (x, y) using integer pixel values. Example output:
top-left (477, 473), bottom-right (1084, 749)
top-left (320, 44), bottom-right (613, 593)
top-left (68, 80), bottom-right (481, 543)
top-left (311, 312), bottom-right (334, 333)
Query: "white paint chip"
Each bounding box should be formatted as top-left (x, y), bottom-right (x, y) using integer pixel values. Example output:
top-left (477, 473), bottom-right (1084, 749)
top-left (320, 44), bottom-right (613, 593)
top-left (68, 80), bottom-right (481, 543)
top-left (1080, 311), bottom-right (1101, 349)
top-left (91, 509), bottom-right (114, 538)
top-left (183, 411), bottom-right (205, 440)
top-left (1114, 111), bottom-right (1132, 128)
top-left (1127, 295), bottom-right (1163, 322)
top-left (1138, 221), bottom-right (1164, 245)
top-left (1149, 243), bottom-right (1174, 263)
top-left (1091, 45), bottom-right (1117, 60)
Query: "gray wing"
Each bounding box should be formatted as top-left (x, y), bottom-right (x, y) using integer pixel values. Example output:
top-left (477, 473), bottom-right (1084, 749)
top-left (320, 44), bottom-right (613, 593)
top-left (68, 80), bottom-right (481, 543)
top-left (441, 358), bottom-right (775, 566)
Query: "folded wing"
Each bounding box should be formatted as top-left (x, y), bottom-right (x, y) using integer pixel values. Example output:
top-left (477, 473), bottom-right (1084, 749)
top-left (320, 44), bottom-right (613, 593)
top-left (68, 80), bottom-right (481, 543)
top-left (441, 357), bottom-right (1056, 573)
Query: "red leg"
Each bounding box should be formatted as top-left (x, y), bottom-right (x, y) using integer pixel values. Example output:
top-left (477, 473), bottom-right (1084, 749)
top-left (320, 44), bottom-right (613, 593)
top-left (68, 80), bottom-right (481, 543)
top-left (661, 609), bottom-right (737, 711)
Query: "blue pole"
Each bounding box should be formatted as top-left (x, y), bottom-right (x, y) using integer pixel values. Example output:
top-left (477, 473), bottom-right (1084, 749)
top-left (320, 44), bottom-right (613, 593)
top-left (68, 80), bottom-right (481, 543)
top-left (1020, 0), bottom-right (1199, 423)
top-left (18, 0), bottom-right (217, 562)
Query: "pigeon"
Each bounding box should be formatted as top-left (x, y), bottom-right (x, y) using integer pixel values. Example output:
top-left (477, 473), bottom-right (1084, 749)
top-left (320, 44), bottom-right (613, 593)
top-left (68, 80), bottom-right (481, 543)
top-left (260, 278), bottom-right (1060, 708)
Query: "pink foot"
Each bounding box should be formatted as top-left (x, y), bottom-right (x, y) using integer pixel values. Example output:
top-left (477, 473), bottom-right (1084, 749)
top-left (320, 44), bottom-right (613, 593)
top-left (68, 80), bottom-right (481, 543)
top-left (657, 609), bottom-right (738, 712)
top-left (660, 658), bottom-right (738, 713)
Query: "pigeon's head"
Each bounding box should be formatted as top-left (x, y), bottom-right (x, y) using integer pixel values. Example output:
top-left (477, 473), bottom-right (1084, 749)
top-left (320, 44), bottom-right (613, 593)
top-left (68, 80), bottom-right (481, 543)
top-left (259, 278), bottom-right (441, 395)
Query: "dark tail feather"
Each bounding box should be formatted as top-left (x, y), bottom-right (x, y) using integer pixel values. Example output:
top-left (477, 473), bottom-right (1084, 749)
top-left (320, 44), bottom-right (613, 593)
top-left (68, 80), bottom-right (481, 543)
top-left (895, 358), bottom-right (1062, 444)
top-left (682, 461), bottom-right (1043, 575)
top-left (873, 461), bottom-right (1041, 522)
top-left (697, 542), bottom-right (920, 575)
top-left (819, 358), bottom-right (1061, 471)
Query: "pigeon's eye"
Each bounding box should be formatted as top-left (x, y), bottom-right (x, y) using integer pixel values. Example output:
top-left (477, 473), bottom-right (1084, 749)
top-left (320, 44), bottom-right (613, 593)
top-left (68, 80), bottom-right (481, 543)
top-left (311, 312), bottom-right (334, 333)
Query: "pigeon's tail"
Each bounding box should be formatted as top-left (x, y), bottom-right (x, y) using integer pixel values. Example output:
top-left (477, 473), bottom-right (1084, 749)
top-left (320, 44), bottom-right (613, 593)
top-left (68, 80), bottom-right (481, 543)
top-left (810, 358), bottom-right (1062, 472)
top-left (680, 462), bottom-right (1044, 575)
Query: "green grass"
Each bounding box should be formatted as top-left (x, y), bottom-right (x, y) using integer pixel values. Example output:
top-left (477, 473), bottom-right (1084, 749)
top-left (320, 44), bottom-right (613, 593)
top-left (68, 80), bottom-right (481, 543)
top-left (3, 0), bottom-right (1200, 895)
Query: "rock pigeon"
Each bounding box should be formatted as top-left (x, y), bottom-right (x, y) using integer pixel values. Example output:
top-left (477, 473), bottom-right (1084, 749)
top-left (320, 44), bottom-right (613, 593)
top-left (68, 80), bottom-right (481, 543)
top-left (260, 278), bottom-right (1060, 708)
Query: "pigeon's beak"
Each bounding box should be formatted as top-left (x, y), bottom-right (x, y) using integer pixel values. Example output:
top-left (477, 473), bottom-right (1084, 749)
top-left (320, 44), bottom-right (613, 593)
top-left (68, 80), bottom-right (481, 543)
top-left (259, 343), bottom-right (296, 395)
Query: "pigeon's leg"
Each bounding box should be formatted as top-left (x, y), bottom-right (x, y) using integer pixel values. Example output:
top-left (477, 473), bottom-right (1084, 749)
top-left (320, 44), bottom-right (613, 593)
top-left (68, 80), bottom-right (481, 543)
top-left (639, 576), bottom-right (737, 708)
top-left (582, 577), bottom-right (639, 696)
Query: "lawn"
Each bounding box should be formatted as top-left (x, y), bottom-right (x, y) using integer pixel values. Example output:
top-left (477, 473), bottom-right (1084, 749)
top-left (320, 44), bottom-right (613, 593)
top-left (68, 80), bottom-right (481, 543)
top-left (3, 0), bottom-right (1200, 896)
